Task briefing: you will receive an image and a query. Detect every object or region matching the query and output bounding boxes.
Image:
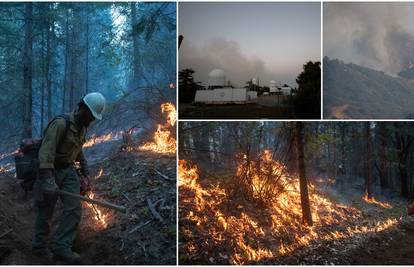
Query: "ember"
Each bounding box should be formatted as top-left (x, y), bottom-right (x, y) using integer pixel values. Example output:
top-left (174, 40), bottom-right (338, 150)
top-left (139, 102), bottom-right (176, 154)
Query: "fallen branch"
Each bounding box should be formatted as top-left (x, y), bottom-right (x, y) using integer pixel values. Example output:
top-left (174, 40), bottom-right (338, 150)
top-left (128, 220), bottom-right (152, 234)
top-left (137, 241), bottom-right (148, 259)
top-left (154, 168), bottom-right (173, 181)
top-left (147, 198), bottom-right (164, 223)
top-left (122, 192), bottom-right (131, 203)
top-left (0, 228), bottom-right (13, 239)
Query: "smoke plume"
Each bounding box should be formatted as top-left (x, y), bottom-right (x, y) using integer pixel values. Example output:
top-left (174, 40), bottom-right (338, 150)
top-left (324, 2), bottom-right (414, 74)
top-left (180, 38), bottom-right (296, 87)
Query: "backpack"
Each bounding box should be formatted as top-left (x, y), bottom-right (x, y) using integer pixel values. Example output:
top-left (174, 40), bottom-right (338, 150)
top-left (14, 115), bottom-right (70, 191)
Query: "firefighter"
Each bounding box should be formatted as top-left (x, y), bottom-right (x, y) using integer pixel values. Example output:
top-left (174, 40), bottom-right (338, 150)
top-left (32, 92), bottom-right (106, 264)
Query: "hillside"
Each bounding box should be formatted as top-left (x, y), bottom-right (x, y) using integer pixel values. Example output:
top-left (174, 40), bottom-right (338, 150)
top-left (323, 57), bottom-right (414, 119)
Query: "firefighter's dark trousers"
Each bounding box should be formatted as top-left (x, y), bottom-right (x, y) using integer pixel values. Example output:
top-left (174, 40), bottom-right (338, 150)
top-left (32, 166), bottom-right (81, 255)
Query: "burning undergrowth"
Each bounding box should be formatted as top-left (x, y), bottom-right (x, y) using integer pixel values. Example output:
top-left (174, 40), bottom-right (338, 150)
top-left (139, 102), bottom-right (177, 154)
top-left (179, 151), bottom-right (401, 265)
top-left (82, 102), bottom-right (177, 155)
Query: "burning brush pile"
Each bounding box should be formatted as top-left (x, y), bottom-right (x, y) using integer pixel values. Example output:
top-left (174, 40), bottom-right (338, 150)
top-left (179, 150), bottom-right (400, 265)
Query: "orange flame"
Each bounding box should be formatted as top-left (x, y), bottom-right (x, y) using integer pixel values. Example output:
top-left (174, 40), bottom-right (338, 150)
top-left (95, 168), bottom-right (104, 179)
top-left (83, 132), bottom-right (122, 148)
top-left (363, 193), bottom-right (392, 209)
top-left (86, 192), bottom-right (108, 228)
top-left (178, 159), bottom-right (198, 187)
top-left (139, 102), bottom-right (176, 154)
top-left (179, 153), bottom-right (400, 264)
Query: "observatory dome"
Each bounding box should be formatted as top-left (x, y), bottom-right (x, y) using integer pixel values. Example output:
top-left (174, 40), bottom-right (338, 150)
top-left (208, 69), bottom-right (226, 87)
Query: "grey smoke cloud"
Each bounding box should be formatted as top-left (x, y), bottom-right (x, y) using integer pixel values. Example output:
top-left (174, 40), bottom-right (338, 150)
top-left (324, 2), bottom-right (414, 74)
top-left (180, 38), bottom-right (296, 87)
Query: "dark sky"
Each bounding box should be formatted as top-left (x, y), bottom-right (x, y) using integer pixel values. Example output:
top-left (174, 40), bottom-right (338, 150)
top-left (179, 2), bottom-right (321, 87)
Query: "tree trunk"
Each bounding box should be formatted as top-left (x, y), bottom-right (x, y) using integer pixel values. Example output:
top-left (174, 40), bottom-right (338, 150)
top-left (85, 8), bottom-right (89, 94)
top-left (62, 8), bottom-right (70, 113)
top-left (295, 122), bottom-right (313, 226)
top-left (364, 122), bottom-right (373, 199)
top-left (131, 2), bottom-right (141, 89)
top-left (69, 14), bottom-right (75, 111)
top-left (23, 3), bottom-right (33, 138)
top-left (400, 161), bottom-right (409, 198)
top-left (340, 123), bottom-right (346, 175)
top-left (377, 123), bottom-right (388, 191)
top-left (41, 24), bottom-right (45, 134)
top-left (46, 3), bottom-right (53, 121)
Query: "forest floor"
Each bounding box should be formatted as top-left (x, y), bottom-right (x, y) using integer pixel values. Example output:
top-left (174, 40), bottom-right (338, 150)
top-left (0, 138), bottom-right (176, 264)
top-left (179, 170), bottom-right (414, 265)
top-left (179, 103), bottom-right (293, 119)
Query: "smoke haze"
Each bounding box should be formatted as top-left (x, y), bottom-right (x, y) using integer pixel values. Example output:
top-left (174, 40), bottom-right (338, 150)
top-left (179, 2), bottom-right (321, 87)
top-left (180, 38), bottom-right (291, 87)
top-left (324, 2), bottom-right (414, 74)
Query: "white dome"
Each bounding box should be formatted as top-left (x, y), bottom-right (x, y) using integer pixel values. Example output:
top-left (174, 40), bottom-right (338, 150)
top-left (252, 78), bottom-right (257, 85)
top-left (208, 69), bottom-right (226, 86)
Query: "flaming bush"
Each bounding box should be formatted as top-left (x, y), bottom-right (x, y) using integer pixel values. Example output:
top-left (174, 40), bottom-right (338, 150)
top-left (140, 102), bottom-right (176, 154)
top-left (235, 150), bottom-right (289, 204)
top-left (179, 153), bottom-right (399, 264)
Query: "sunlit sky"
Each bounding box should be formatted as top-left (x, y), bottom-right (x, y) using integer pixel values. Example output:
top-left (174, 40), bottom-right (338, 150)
top-left (179, 2), bottom-right (321, 87)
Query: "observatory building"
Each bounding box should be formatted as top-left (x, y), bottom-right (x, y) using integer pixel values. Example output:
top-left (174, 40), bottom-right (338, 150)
top-left (208, 69), bottom-right (226, 89)
top-left (269, 80), bottom-right (292, 96)
top-left (194, 69), bottom-right (258, 104)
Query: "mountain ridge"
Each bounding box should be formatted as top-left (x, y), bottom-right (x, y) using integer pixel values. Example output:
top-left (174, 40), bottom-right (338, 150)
top-left (323, 57), bottom-right (414, 119)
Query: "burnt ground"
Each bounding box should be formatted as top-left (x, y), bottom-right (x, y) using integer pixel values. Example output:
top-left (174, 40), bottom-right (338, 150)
top-left (180, 172), bottom-right (414, 265)
top-left (0, 140), bottom-right (176, 265)
top-left (272, 218), bottom-right (414, 265)
top-left (179, 103), bottom-right (293, 119)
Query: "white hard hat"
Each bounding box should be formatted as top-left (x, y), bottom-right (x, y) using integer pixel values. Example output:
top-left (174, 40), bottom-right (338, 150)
top-left (82, 92), bottom-right (106, 120)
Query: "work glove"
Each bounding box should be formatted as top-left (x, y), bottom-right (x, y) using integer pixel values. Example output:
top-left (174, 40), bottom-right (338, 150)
top-left (38, 169), bottom-right (58, 195)
top-left (80, 175), bottom-right (91, 196)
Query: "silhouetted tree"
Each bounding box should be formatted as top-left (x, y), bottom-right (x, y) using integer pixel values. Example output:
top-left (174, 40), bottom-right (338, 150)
top-left (179, 68), bottom-right (201, 103)
top-left (293, 61), bottom-right (321, 119)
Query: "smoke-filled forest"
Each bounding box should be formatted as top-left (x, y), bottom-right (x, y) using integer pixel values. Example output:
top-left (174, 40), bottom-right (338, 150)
top-left (0, 2), bottom-right (177, 264)
top-left (178, 121), bottom-right (414, 264)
